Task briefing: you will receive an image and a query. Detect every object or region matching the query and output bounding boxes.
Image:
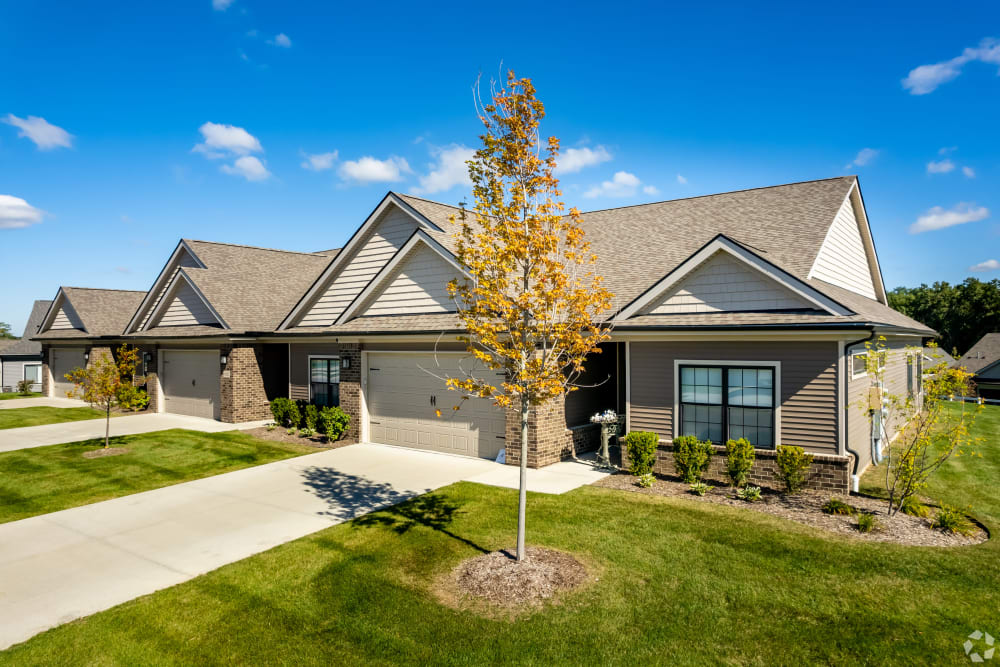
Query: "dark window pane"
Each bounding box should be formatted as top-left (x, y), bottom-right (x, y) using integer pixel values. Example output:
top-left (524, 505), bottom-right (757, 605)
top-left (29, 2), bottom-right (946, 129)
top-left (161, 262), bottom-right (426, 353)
top-left (310, 359), bottom-right (328, 383)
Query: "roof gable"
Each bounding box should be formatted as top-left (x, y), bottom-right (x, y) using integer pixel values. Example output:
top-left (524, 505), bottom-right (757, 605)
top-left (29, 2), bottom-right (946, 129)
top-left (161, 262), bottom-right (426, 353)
top-left (281, 194), bottom-right (440, 329)
top-left (958, 333), bottom-right (1000, 374)
top-left (144, 272), bottom-right (226, 329)
top-left (0, 300), bottom-right (51, 356)
top-left (127, 240), bottom-right (206, 333)
top-left (340, 231), bottom-right (466, 322)
top-left (39, 289), bottom-right (85, 333)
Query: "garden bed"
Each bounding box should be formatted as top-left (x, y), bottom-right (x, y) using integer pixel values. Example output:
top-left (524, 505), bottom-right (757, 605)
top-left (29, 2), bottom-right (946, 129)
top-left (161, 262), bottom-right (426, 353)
top-left (593, 472), bottom-right (988, 547)
top-left (243, 426), bottom-right (352, 450)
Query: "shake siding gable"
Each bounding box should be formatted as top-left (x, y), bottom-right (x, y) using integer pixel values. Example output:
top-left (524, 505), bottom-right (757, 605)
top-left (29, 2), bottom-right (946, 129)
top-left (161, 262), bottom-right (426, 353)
top-left (809, 192), bottom-right (878, 299)
top-left (138, 248), bottom-right (202, 330)
top-left (358, 243), bottom-right (460, 317)
top-left (50, 301), bottom-right (85, 330)
top-left (299, 207), bottom-right (419, 326)
top-left (629, 341), bottom-right (839, 454)
top-left (647, 251), bottom-right (812, 314)
top-left (147, 278), bottom-right (220, 328)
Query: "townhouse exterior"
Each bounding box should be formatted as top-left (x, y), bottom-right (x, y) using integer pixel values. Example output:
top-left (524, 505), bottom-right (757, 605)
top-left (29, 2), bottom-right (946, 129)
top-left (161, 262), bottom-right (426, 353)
top-left (33, 176), bottom-right (934, 492)
top-left (0, 300), bottom-right (51, 393)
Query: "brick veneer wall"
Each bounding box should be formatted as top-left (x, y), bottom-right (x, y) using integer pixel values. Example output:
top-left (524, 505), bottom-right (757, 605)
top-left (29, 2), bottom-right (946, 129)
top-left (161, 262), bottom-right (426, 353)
top-left (87, 345), bottom-right (113, 367)
top-left (505, 394), bottom-right (575, 468)
top-left (338, 343), bottom-right (361, 444)
top-left (623, 441), bottom-right (851, 493)
top-left (220, 343), bottom-right (270, 423)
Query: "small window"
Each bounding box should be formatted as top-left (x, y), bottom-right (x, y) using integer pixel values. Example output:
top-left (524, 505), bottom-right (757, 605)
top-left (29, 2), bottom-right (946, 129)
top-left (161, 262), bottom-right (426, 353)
top-left (309, 357), bottom-right (340, 407)
top-left (23, 365), bottom-right (42, 384)
top-left (679, 364), bottom-right (775, 448)
top-left (851, 351), bottom-right (867, 379)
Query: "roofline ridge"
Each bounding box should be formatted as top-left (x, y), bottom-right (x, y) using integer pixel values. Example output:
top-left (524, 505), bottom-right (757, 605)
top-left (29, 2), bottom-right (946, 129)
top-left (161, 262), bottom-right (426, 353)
top-left (183, 238), bottom-right (331, 257)
top-left (62, 287), bottom-right (148, 293)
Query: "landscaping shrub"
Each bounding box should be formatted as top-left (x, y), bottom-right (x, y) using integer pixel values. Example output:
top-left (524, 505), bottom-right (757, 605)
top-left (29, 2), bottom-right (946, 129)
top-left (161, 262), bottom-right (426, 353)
top-left (689, 482), bottom-right (710, 496)
top-left (286, 428), bottom-right (298, 436)
top-left (672, 435), bottom-right (713, 483)
top-left (266, 423), bottom-right (276, 432)
top-left (623, 431), bottom-right (659, 476)
top-left (16, 379), bottom-right (33, 395)
top-left (736, 486), bottom-right (762, 502)
top-left (822, 498), bottom-right (855, 516)
top-left (900, 496), bottom-right (931, 518)
top-left (299, 427), bottom-right (314, 438)
top-left (933, 505), bottom-right (976, 536)
top-left (304, 404), bottom-right (319, 432)
top-left (724, 437), bottom-right (755, 487)
top-left (270, 398), bottom-right (301, 428)
top-left (775, 445), bottom-right (814, 493)
top-left (318, 406), bottom-right (351, 442)
top-left (636, 473), bottom-right (655, 488)
top-left (856, 513), bottom-right (882, 533)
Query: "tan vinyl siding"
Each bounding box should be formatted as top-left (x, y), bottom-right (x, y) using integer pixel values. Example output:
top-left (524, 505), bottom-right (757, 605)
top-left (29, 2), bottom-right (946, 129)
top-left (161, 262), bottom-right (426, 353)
top-left (810, 194), bottom-right (877, 299)
top-left (148, 279), bottom-right (219, 328)
top-left (138, 250), bottom-right (201, 329)
top-left (629, 340), bottom-right (839, 454)
top-left (648, 251), bottom-right (811, 314)
top-left (50, 302), bottom-right (85, 330)
top-left (299, 208), bottom-right (418, 326)
top-left (360, 243), bottom-right (460, 317)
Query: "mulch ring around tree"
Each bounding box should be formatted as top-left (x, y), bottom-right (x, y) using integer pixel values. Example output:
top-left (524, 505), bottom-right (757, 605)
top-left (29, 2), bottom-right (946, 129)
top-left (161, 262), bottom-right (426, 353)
top-left (82, 447), bottom-right (129, 459)
top-left (446, 547), bottom-right (590, 614)
top-left (243, 426), bottom-right (351, 450)
top-left (593, 472), bottom-right (988, 547)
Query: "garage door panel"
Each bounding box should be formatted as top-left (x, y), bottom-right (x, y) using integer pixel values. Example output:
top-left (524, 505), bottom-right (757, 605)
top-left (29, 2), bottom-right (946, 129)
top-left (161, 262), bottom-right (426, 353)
top-left (367, 353), bottom-right (505, 459)
top-left (51, 348), bottom-right (87, 398)
top-left (162, 350), bottom-right (220, 420)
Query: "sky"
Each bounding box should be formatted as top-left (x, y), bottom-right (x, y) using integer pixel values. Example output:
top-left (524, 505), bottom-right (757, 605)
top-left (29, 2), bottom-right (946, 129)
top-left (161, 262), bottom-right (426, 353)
top-left (2, 1), bottom-right (999, 334)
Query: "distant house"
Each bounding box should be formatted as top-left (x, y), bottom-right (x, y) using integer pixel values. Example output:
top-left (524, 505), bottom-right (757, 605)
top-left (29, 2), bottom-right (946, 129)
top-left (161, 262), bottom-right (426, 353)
top-left (0, 300), bottom-right (52, 393)
top-left (957, 333), bottom-right (1000, 400)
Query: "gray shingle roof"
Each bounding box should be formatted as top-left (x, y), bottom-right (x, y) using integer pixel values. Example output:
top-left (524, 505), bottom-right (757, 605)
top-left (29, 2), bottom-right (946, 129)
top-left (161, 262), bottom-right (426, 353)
top-left (0, 300), bottom-right (51, 355)
top-left (957, 333), bottom-right (1000, 374)
top-left (36, 289), bottom-right (146, 339)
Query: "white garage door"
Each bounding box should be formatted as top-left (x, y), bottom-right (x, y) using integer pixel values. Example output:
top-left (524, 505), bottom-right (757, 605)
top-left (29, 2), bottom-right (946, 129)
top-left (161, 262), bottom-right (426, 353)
top-left (367, 353), bottom-right (506, 459)
top-left (162, 350), bottom-right (220, 420)
top-left (51, 347), bottom-right (87, 398)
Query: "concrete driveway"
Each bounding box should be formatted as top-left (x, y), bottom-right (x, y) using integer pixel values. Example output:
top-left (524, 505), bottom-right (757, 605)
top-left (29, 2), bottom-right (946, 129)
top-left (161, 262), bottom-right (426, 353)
top-left (0, 443), bottom-right (608, 649)
top-left (0, 413), bottom-right (271, 453)
top-left (0, 397), bottom-right (88, 410)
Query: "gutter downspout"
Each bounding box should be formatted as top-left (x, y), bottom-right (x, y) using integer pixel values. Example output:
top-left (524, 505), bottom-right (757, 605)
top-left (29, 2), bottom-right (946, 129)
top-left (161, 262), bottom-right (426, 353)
top-left (844, 330), bottom-right (875, 493)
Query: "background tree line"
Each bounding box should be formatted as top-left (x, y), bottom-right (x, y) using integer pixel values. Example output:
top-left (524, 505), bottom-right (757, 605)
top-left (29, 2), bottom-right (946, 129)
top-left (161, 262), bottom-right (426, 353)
top-left (888, 277), bottom-right (1000, 356)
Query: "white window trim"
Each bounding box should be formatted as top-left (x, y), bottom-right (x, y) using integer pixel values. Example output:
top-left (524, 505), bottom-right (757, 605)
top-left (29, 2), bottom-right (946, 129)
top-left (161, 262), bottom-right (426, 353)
top-left (307, 355), bottom-right (340, 404)
top-left (22, 363), bottom-right (42, 385)
top-left (672, 359), bottom-right (781, 447)
top-left (850, 350), bottom-right (868, 380)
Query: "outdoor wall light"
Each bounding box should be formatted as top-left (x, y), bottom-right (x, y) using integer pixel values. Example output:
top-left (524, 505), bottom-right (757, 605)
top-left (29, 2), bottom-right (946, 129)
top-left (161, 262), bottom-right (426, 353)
top-left (341, 357), bottom-right (350, 369)
top-left (143, 352), bottom-right (153, 363)
top-left (83, 351), bottom-right (89, 362)
top-left (220, 353), bottom-right (228, 365)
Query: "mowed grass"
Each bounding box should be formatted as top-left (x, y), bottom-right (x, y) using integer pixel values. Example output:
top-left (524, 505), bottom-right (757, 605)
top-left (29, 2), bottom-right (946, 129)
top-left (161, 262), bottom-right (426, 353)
top-left (2, 407), bottom-right (998, 665)
top-left (0, 406), bottom-right (111, 430)
top-left (0, 392), bottom-right (42, 400)
top-left (0, 429), bottom-right (318, 523)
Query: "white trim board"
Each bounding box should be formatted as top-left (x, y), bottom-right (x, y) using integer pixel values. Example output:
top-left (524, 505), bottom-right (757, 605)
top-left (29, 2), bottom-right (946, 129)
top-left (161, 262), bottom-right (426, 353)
top-left (279, 193), bottom-right (443, 330)
top-left (614, 235), bottom-right (852, 321)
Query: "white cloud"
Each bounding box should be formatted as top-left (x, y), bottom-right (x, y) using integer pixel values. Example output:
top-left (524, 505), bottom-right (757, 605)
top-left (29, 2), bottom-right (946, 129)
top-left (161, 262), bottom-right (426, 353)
top-left (642, 185), bottom-right (659, 195)
top-left (939, 146), bottom-right (958, 155)
top-left (970, 259), bottom-right (1000, 272)
top-left (963, 166), bottom-right (976, 178)
top-left (676, 173), bottom-right (688, 185)
top-left (300, 150), bottom-right (338, 171)
top-left (2, 114), bottom-right (73, 150)
top-left (267, 33), bottom-right (292, 48)
top-left (556, 145), bottom-right (612, 174)
top-left (845, 148), bottom-right (879, 169)
top-left (903, 38), bottom-right (1000, 94)
top-left (212, 0), bottom-right (234, 10)
top-left (192, 122), bottom-right (262, 158)
top-left (339, 156), bottom-right (411, 183)
top-left (584, 171), bottom-right (644, 198)
top-left (927, 159), bottom-right (955, 174)
top-left (909, 203), bottom-right (989, 233)
top-left (414, 145), bottom-right (474, 194)
top-left (220, 156), bottom-right (271, 181)
top-left (0, 195), bottom-right (44, 229)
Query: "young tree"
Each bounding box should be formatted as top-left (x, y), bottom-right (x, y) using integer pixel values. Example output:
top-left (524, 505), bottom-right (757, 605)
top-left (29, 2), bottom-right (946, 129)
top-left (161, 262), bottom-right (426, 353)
top-left (0, 322), bottom-right (16, 340)
top-left (66, 344), bottom-right (149, 449)
top-left (860, 338), bottom-right (982, 516)
top-left (445, 72), bottom-right (614, 561)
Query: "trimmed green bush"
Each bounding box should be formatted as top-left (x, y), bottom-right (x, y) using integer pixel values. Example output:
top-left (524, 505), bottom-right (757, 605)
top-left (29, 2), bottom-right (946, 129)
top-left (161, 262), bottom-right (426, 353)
top-left (318, 406), bottom-right (351, 442)
top-left (304, 404), bottom-right (319, 432)
top-left (624, 431), bottom-right (659, 476)
top-left (775, 445), bottom-right (814, 494)
top-left (822, 498), bottom-right (855, 516)
top-left (270, 398), bottom-right (299, 428)
top-left (724, 437), bottom-right (755, 487)
top-left (636, 473), bottom-right (655, 488)
top-left (672, 435), bottom-right (713, 483)
top-left (736, 485), bottom-right (762, 502)
top-left (933, 505), bottom-right (976, 536)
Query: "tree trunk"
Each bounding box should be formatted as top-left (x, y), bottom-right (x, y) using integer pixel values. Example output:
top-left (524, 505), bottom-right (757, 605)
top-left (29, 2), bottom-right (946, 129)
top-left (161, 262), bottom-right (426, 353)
top-left (516, 393), bottom-right (528, 562)
top-left (105, 403), bottom-right (111, 449)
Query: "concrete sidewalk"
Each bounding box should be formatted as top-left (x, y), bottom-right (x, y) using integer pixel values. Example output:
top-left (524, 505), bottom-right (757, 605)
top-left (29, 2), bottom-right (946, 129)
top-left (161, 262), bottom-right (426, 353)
top-left (0, 397), bottom-right (88, 410)
top-left (0, 413), bottom-right (271, 453)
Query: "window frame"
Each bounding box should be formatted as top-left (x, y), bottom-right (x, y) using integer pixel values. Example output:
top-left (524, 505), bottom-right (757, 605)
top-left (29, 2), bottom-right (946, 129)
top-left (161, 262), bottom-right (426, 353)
top-left (307, 355), bottom-right (341, 407)
top-left (22, 363), bottom-right (42, 385)
top-left (673, 359), bottom-right (781, 448)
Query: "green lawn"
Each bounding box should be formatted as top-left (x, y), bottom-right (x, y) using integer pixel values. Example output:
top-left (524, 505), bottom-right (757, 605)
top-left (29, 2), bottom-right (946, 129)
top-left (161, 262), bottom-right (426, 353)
top-left (0, 406), bottom-right (112, 430)
top-left (0, 392), bottom-right (42, 400)
top-left (2, 407), bottom-right (998, 665)
top-left (0, 429), bottom-right (318, 524)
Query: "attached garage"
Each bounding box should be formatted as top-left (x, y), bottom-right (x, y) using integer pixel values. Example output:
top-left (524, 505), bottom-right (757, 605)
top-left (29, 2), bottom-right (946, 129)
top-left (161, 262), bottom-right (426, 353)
top-left (161, 350), bottom-right (220, 420)
top-left (366, 352), bottom-right (506, 459)
top-left (50, 347), bottom-right (87, 398)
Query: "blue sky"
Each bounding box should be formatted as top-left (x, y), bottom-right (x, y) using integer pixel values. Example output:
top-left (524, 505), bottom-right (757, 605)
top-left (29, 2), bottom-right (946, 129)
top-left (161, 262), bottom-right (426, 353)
top-left (2, 1), bottom-right (999, 333)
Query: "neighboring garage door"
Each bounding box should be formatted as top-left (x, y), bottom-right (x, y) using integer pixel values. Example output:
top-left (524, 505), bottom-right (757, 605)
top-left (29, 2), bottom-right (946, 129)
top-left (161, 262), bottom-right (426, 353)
top-left (162, 350), bottom-right (220, 420)
top-left (51, 347), bottom-right (87, 398)
top-left (367, 353), bottom-right (506, 459)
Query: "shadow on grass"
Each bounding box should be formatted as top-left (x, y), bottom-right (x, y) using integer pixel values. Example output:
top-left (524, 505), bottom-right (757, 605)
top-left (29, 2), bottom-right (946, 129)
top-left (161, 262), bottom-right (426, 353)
top-left (300, 466), bottom-right (488, 553)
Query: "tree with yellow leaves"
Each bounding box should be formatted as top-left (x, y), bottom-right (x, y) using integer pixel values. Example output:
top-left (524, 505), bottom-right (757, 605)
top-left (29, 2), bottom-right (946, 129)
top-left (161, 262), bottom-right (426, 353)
top-left (66, 344), bottom-right (149, 449)
top-left (445, 72), bottom-right (613, 561)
